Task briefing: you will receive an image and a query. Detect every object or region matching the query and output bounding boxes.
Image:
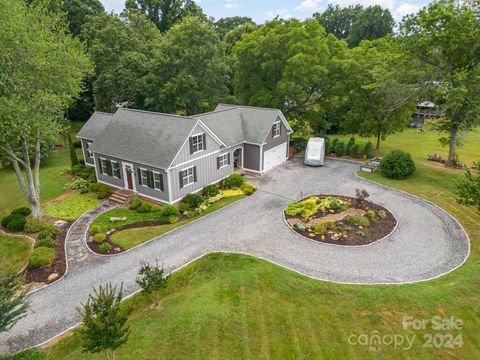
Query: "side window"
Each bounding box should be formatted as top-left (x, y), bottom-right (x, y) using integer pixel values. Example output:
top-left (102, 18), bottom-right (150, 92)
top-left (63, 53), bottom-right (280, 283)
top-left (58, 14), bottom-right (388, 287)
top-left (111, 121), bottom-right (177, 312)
top-left (272, 121), bottom-right (281, 138)
top-left (189, 133), bottom-right (206, 154)
top-left (112, 161), bottom-right (121, 179)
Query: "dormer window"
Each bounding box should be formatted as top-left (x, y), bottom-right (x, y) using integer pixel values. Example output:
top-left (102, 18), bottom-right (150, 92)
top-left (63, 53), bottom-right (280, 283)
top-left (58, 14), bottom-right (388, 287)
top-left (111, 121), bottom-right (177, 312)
top-left (190, 133), bottom-right (206, 154)
top-left (272, 121), bottom-right (281, 138)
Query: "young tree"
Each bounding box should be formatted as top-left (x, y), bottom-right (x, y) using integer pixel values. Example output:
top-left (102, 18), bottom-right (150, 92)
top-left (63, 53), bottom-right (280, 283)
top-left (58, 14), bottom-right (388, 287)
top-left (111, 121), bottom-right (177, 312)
top-left (136, 262), bottom-right (169, 306)
top-left (401, 0), bottom-right (480, 166)
top-left (0, 0), bottom-right (92, 217)
top-left (0, 271), bottom-right (29, 333)
top-left (341, 38), bottom-right (419, 149)
top-left (456, 161), bottom-right (480, 213)
top-left (77, 283), bottom-right (130, 360)
top-left (68, 132), bottom-right (80, 167)
top-left (145, 16), bottom-right (229, 114)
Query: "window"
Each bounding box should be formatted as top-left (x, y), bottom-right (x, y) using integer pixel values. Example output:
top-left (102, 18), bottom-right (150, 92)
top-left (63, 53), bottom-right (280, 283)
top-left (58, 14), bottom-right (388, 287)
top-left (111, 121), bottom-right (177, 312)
top-left (86, 141), bottom-right (93, 158)
top-left (272, 121), bottom-right (281, 138)
top-left (180, 166), bottom-right (196, 188)
top-left (153, 172), bottom-right (164, 191)
top-left (140, 169), bottom-right (148, 186)
top-left (190, 133), bottom-right (206, 154)
top-left (100, 158), bottom-right (108, 175)
top-left (112, 161), bottom-right (121, 179)
top-left (217, 153), bottom-right (230, 169)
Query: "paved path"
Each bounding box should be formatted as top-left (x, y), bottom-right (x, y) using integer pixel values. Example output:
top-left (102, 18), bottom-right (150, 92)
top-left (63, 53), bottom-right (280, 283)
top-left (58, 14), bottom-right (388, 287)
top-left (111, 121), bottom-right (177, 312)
top-left (0, 159), bottom-right (469, 354)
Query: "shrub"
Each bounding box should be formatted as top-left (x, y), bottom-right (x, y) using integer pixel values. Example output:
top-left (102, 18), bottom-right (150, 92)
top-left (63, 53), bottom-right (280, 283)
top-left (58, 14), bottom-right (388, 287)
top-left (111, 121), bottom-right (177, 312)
top-left (89, 225), bottom-right (101, 236)
top-left (366, 210), bottom-right (377, 222)
top-left (241, 182), bottom-right (256, 195)
top-left (12, 207), bottom-right (31, 216)
top-left (136, 262), bottom-right (169, 306)
top-left (93, 233), bottom-right (106, 244)
top-left (137, 202), bottom-right (152, 213)
top-left (151, 205), bottom-right (162, 212)
top-left (99, 243), bottom-right (112, 253)
top-left (89, 183), bottom-right (111, 194)
top-left (178, 203), bottom-right (190, 213)
top-left (290, 137), bottom-right (308, 152)
top-left (162, 205), bottom-right (180, 218)
top-left (38, 225), bottom-right (60, 241)
top-left (97, 191), bottom-right (109, 200)
top-left (363, 141), bottom-right (375, 159)
top-left (129, 198), bottom-right (143, 210)
top-left (79, 187), bottom-right (89, 194)
top-left (222, 174), bottom-right (245, 189)
top-left (354, 189), bottom-right (370, 208)
top-left (285, 202), bottom-right (301, 216)
top-left (167, 216), bottom-right (179, 224)
top-left (202, 185), bottom-right (219, 198)
top-left (344, 215), bottom-right (370, 227)
top-left (329, 138), bottom-right (339, 154)
top-left (345, 137), bottom-right (355, 155)
top-left (333, 141), bottom-right (345, 156)
top-left (68, 132), bottom-right (80, 167)
top-left (349, 144), bottom-right (360, 158)
top-left (327, 197), bottom-right (350, 212)
top-left (73, 140), bottom-right (82, 149)
top-left (380, 150), bottom-right (416, 180)
top-left (378, 210), bottom-right (387, 219)
top-left (182, 194), bottom-right (204, 209)
top-left (24, 217), bottom-right (47, 233)
top-left (207, 194), bottom-right (223, 204)
top-left (35, 237), bottom-right (55, 249)
top-left (1, 348), bottom-right (47, 360)
top-left (28, 247), bottom-right (54, 268)
top-left (65, 177), bottom-right (89, 190)
top-left (1, 214), bottom-right (26, 232)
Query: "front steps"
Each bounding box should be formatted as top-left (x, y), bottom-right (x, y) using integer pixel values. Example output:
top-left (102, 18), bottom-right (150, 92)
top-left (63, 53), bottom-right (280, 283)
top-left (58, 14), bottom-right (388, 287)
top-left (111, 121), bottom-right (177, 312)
top-left (109, 189), bottom-right (135, 206)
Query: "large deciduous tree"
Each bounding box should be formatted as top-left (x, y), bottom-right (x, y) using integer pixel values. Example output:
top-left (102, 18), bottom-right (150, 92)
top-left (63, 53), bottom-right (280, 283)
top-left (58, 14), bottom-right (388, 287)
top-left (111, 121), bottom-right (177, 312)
top-left (125, 0), bottom-right (204, 32)
top-left (145, 16), bottom-right (229, 115)
top-left (0, 0), bottom-right (92, 217)
top-left (313, 4), bottom-right (363, 41)
top-left (401, 0), bottom-right (480, 166)
top-left (341, 38), bottom-right (419, 149)
top-left (214, 16), bottom-right (256, 39)
top-left (234, 19), bottom-right (348, 133)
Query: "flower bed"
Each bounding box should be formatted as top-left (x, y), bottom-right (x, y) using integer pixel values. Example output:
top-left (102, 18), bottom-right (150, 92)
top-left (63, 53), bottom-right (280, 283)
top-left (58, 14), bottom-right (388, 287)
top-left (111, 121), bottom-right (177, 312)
top-left (284, 191), bottom-right (396, 246)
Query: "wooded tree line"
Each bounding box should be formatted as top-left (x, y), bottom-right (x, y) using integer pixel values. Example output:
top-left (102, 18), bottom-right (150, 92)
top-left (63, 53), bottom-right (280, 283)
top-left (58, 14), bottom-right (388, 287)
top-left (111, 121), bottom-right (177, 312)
top-left (0, 0), bottom-right (479, 217)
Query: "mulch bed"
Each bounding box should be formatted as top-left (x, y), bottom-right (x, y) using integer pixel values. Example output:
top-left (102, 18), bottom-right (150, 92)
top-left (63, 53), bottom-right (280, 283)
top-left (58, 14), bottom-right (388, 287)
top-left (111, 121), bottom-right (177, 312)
top-left (25, 221), bottom-right (71, 284)
top-left (286, 195), bottom-right (397, 246)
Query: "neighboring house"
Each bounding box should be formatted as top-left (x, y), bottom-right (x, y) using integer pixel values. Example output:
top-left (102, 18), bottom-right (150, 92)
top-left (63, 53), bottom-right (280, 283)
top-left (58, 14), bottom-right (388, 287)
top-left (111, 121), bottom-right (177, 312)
top-left (77, 104), bottom-right (293, 204)
top-left (409, 101), bottom-right (442, 128)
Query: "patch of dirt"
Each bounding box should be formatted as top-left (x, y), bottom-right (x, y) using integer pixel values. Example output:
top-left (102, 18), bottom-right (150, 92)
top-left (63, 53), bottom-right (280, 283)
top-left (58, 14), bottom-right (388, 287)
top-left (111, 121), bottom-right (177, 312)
top-left (25, 221), bottom-right (71, 284)
top-left (285, 195), bottom-right (397, 246)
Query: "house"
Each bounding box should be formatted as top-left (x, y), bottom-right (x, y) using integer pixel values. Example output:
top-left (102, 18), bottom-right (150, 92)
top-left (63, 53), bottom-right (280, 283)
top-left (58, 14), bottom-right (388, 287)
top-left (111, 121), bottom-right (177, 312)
top-left (409, 101), bottom-right (442, 128)
top-left (77, 104), bottom-right (293, 204)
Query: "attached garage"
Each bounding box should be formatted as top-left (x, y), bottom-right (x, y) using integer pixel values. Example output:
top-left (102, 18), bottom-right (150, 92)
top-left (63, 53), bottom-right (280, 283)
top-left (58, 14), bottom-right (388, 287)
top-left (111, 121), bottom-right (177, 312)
top-left (263, 142), bottom-right (288, 172)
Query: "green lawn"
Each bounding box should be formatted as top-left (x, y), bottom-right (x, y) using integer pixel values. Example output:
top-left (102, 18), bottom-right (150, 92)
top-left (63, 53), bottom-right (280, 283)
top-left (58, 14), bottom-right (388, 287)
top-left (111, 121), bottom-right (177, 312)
top-left (43, 191), bottom-right (102, 221)
top-left (110, 195), bottom-right (247, 249)
top-left (90, 208), bottom-right (165, 234)
top-left (0, 234), bottom-right (32, 275)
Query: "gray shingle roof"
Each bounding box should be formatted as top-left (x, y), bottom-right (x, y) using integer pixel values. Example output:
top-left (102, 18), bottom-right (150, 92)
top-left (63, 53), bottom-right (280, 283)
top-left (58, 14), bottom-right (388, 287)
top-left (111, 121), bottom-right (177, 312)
top-left (76, 112), bottom-right (114, 140)
top-left (85, 108), bottom-right (197, 169)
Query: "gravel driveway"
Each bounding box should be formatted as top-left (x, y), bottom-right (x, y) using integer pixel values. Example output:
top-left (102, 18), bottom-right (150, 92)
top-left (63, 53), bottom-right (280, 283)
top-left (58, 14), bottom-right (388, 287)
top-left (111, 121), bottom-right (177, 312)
top-left (1, 158), bottom-right (470, 354)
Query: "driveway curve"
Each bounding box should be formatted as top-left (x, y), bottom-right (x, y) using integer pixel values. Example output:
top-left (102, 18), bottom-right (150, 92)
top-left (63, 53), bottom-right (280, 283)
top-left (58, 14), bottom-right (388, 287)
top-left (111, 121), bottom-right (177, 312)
top-left (1, 158), bottom-right (469, 354)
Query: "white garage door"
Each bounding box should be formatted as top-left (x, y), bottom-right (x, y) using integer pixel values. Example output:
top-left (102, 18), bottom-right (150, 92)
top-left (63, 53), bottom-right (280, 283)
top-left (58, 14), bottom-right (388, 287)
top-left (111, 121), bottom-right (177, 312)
top-left (263, 143), bottom-right (287, 172)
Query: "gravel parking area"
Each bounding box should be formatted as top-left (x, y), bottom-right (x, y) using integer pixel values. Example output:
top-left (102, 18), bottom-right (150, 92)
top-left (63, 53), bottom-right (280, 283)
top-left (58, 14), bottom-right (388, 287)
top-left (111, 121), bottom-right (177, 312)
top-left (0, 158), bottom-right (469, 354)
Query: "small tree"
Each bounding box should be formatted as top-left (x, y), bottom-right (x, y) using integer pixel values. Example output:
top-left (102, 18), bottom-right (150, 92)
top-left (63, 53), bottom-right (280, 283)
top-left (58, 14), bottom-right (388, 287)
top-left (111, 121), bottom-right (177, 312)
top-left (77, 283), bottom-right (130, 360)
top-left (456, 161), bottom-right (480, 214)
top-left (68, 132), bottom-right (80, 167)
top-left (0, 271), bottom-right (29, 333)
top-left (354, 188), bottom-right (370, 209)
top-left (136, 262), bottom-right (169, 306)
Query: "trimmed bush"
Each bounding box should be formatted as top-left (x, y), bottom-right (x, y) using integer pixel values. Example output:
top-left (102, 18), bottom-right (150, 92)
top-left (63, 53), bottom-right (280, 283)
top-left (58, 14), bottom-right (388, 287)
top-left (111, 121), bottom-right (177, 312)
top-left (97, 191), bottom-right (109, 200)
top-left (24, 217), bottom-right (48, 233)
top-left (35, 237), bottom-right (55, 249)
top-left (151, 205), bottom-right (162, 212)
top-left (137, 202), bottom-right (152, 213)
top-left (345, 137), bottom-right (355, 155)
top-left (89, 225), bottom-right (101, 236)
top-left (89, 183), bottom-right (111, 194)
top-left (241, 182), bottom-right (256, 195)
top-left (1, 214), bottom-right (26, 232)
top-left (344, 215), bottom-right (370, 227)
top-left (79, 187), bottom-right (89, 194)
top-left (162, 205), bottom-right (180, 218)
top-left (182, 194), bottom-right (204, 209)
top-left (94, 233), bottom-right (106, 244)
top-left (363, 141), bottom-right (375, 159)
top-left (349, 144), bottom-right (360, 158)
top-left (378, 210), bottom-right (387, 219)
top-left (99, 243), bottom-right (112, 253)
top-left (129, 198), bottom-right (143, 210)
top-left (38, 225), bottom-right (60, 241)
top-left (380, 150), bottom-right (416, 180)
top-left (333, 141), bottom-right (345, 156)
top-left (366, 210), bottom-right (377, 222)
top-left (222, 174), bottom-right (245, 189)
top-left (166, 216), bottom-right (179, 224)
top-left (28, 247), bottom-right (54, 268)
top-left (12, 207), bottom-right (31, 216)
top-left (202, 185), bottom-right (220, 198)
top-left (178, 203), bottom-right (190, 213)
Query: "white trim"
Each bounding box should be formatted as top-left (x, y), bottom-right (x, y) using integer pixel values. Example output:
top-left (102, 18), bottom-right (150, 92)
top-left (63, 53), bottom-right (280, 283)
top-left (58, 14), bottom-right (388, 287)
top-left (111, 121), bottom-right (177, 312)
top-left (166, 169), bottom-right (172, 203)
top-left (272, 120), bottom-right (281, 138)
top-left (99, 157), bottom-right (108, 175)
top-left (232, 146), bottom-right (244, 168)
top-left (217, 152), bottom-right (230, 169)
top-left (153, 171), bottom-right (164, 192)
top-left (262, 142), bottom-right (288, 173)
top-left (260, 144), bottom-right (264, 172)
top-left (170, 149), bottom-right (223, 169)
top-left (243, 167), bottom-right (262, 174)
top-left (112, 160), bottom-right (121, 179)
top-left (180, 165), bottom-right (195, 188)
top-left (197, 119), bottom-right (227, 148)
top-left (139, 167), bottom-right (149, 187)
top-left (191, 132), bottom-right (206, 154)
top-left (122, 162), bottom-right (136, 192)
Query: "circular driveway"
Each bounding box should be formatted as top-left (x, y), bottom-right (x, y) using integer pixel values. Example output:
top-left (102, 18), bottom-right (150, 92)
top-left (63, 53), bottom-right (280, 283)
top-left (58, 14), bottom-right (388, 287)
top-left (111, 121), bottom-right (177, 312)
top-left (1, 158), bottom-right (470, 354)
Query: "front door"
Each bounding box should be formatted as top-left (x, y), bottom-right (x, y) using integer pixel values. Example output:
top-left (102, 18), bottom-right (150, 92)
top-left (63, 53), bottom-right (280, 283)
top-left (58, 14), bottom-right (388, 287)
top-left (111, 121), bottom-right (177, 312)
top-left (124, 164), bottom-right (134, 190)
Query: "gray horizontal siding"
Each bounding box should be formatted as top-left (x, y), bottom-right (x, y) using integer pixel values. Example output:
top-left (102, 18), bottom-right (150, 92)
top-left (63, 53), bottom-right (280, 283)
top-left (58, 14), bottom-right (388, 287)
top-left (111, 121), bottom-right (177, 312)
top-left (263, 116), bottom-right (289, 152)
top-left (243, 143), bottom-right (261, 171)
top-left (94, 153), bottom-right (125, 188)
top-left (169, 150), bottom-right (234, 202)
top-left (171, 123), bottom-right (223, 167)
top-left (133, 163), bottom-right (170, 203)
top-left (81, 139), bottom-right (94, 166)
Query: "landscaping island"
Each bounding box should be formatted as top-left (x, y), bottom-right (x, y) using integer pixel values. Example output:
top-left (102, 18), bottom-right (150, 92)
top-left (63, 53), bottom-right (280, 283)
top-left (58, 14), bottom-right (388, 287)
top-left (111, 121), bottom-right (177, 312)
top-left (284, 191), bottom-right (396, 246)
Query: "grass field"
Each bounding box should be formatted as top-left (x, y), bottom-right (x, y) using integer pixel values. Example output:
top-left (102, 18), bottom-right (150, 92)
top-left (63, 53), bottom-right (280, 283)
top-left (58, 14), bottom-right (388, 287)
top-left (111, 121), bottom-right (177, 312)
top-left (0, 234), bottom-right (32, 275)
top-left (43, 191), bottom-right (102, 221)
top-left (110, 195), bottom-right (247, 249)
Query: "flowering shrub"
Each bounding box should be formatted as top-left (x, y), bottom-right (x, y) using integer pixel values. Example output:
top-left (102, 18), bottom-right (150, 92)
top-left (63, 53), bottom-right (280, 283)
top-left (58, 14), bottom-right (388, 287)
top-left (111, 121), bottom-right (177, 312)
top-left (207, 194), bottom-right (223, 204)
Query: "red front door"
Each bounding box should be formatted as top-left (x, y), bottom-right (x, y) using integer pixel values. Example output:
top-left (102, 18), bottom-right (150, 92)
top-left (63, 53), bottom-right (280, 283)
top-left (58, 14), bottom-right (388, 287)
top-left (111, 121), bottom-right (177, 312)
top-left (126, 166), bottom-right (133, 190)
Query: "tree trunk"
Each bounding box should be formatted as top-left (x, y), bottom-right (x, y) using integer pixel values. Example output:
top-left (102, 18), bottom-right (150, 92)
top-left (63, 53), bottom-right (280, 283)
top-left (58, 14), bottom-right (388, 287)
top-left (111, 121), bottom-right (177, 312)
top-left (376, 130), bottom-right (381, 150)
top-left (447, 128), bottom-right (458, 167)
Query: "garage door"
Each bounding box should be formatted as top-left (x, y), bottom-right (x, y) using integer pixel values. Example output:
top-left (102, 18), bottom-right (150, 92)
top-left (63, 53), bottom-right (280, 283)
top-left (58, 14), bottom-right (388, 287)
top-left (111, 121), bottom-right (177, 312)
top-left (263, 143), bottom-right (287, 172)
